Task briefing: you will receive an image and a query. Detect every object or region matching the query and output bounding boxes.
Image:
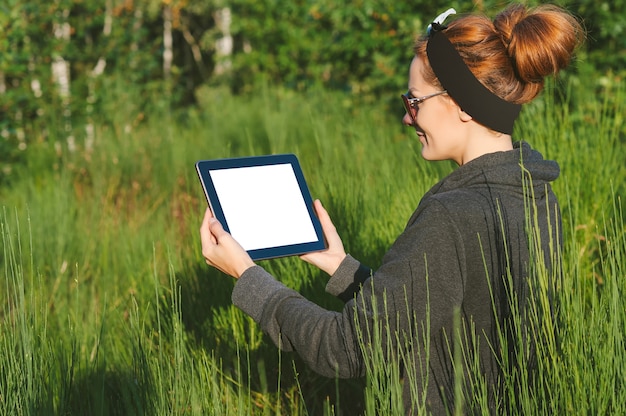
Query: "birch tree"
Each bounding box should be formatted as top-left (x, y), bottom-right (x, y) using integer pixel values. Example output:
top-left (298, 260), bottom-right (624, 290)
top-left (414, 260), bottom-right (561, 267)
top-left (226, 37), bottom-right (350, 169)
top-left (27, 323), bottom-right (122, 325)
top-left (52, 5), bottom-right (73, 152)
top-left (213, 6), bottom-right (233, 76)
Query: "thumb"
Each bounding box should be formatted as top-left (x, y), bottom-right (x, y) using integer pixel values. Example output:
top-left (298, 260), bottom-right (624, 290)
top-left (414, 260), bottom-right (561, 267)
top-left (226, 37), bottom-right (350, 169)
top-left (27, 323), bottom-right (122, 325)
top-left (314, 199), bottom-right (335, 230)
top-left (208, 217), bottom-right (227, 239)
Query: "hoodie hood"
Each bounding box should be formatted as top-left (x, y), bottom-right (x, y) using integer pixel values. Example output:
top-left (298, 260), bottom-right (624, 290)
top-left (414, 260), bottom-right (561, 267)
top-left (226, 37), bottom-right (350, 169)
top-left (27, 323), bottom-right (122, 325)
top-left (428, 141), bottom-right (559, 197)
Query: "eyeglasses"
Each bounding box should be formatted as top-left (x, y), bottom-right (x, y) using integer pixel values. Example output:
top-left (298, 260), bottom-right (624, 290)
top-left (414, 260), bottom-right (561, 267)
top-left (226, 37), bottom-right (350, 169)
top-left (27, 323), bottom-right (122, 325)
top-left (401, 90), bottom-right (447, 126)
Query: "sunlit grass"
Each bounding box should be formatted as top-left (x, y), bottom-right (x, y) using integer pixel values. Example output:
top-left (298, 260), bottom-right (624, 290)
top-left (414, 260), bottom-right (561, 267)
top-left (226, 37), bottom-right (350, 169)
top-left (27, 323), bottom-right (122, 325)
top-left (1, 75), bottom-right (624, 414)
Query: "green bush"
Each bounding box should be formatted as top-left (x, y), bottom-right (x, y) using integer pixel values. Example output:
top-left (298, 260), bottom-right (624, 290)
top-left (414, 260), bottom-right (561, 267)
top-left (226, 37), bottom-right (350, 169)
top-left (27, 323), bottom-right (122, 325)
top-left (1, 0), bottom-right (624, 159)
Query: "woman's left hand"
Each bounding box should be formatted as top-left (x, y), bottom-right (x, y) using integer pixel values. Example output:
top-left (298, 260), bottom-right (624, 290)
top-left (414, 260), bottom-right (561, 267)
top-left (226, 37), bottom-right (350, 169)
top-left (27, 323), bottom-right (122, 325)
top-left (299, 199), bottom-right (347, 275)
top-left (200, 207), bottom-right (255, 279)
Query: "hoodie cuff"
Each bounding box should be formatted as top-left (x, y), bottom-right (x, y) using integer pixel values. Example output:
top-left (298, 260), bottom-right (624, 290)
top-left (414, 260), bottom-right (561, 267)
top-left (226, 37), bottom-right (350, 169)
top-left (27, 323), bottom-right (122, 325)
top-left (325, 254), bottom-right (372, 302)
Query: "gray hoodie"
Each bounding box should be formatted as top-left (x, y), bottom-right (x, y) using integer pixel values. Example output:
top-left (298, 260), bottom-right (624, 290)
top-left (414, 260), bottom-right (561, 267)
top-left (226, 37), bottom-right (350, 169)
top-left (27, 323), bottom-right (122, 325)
top-left (232, 141), bottom-right (561, 415)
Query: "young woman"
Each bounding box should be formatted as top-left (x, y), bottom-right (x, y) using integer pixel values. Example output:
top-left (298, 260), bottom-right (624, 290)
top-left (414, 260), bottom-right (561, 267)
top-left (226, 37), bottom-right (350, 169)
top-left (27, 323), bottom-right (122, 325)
top-left (200, 4), bottom-right (583, 413)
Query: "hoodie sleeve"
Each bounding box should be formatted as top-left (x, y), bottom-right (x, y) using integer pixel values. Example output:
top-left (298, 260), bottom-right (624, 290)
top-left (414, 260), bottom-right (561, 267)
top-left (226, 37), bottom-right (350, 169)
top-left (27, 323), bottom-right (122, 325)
top-left (232, 266), bottom-right (365, 378)
top-left (231, 197), bottom-right (465, 380)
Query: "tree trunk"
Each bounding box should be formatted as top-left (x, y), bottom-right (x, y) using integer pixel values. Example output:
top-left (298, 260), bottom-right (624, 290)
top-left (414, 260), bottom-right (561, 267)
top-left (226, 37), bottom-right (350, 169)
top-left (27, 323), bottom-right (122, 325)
top-left (91, 0), bottom-right (112, 78)
top-left (52, 8), bottom-right (73, 151)
top-left (213, 7), bottom-right (233, 75)
top-left (163, 5), bottom-right (173, 83)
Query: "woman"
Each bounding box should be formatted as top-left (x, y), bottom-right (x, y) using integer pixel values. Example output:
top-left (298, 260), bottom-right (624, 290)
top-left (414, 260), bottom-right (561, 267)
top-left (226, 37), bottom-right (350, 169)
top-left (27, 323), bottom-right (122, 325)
top-left (200, 4), bottom-right (583, 414)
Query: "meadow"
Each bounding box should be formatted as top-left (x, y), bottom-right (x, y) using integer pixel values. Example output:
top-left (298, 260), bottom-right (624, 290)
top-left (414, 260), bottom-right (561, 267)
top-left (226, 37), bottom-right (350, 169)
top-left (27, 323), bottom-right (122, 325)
top-left (1, 74), bottom-right (625, 415)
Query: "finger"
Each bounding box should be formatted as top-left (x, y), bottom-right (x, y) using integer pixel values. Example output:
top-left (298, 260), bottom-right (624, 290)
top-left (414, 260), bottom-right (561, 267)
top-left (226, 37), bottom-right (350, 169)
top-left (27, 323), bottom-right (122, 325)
top-left (313, 199), bottom-right (337, 233)
top-left (314, 200), bottom-right (341, 245)
top-left (201, 207), bottom-right (213, 229)
top-left (200, 208), bottom-right (217, 254)
top-left (201, 207), bottom-right (218, 244)
top-left (208, 217), bottom-right (227, 240)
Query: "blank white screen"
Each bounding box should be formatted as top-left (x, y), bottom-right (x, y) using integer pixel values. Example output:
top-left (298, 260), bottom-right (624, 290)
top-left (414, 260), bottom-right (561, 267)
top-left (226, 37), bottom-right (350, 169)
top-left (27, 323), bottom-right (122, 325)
top-left (209, 163), bottom-right (318, 251)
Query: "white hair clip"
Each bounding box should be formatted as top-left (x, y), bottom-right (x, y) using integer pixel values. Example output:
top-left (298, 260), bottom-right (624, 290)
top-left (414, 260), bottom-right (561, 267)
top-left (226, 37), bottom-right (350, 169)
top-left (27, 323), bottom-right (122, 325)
top-left (427, 8), bottom-right (457, 34)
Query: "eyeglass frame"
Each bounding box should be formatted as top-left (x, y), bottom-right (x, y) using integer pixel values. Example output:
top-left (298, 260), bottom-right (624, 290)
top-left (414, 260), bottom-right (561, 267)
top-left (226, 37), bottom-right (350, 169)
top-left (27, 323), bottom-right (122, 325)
top-left (401, 90), bottom-right (447, 126)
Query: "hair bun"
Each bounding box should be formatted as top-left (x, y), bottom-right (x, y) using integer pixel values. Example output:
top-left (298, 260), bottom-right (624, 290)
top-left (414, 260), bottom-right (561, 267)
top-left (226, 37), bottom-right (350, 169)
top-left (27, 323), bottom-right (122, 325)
top-left (494, 4), bottom-right (584, 83)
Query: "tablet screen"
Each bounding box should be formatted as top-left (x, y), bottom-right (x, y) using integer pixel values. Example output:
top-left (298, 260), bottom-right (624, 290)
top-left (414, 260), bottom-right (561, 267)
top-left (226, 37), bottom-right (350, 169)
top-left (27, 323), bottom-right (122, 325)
top-left (196, 154), bottom-right (326, 260)
top-left (209, 163), bottom-right (319, 250)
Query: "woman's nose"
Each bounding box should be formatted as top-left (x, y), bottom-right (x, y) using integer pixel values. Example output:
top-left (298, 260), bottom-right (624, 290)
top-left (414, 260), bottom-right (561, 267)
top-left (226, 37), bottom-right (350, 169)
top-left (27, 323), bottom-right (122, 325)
top-left (402, 112), bottom-right (414, 126)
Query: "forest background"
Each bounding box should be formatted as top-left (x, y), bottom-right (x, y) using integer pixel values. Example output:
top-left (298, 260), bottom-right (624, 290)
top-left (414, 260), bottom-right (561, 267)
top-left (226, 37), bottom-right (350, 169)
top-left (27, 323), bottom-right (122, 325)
top-left (1, 0), bottom-right (625, 415)
top-left (1, 0), bottom-right (625, 156)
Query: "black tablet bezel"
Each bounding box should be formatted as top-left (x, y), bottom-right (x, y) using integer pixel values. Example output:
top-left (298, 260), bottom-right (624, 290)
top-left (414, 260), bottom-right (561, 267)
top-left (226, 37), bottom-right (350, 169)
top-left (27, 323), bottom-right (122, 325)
top-left (196, 154), bottom-right (326, 260)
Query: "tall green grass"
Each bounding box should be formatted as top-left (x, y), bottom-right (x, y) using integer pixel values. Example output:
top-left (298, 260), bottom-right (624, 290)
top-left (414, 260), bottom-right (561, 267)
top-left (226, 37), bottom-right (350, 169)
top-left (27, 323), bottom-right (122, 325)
top-left (1, 75), bottom-right (624, 414)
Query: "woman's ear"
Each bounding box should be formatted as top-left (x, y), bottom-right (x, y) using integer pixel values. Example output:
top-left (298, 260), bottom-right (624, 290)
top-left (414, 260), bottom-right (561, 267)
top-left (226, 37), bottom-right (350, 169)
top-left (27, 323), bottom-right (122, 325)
top-left (457, 106), bottom-right (473, 122)
top-left (446, 96), bottom-right (473, 122)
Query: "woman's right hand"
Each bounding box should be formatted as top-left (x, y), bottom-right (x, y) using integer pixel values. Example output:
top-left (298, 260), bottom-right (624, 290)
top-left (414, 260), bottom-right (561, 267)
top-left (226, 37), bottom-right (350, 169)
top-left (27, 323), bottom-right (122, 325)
top-left (200, 207), bottom-right (256, 279)
top-left (300, 199), bottom-right (347, 275)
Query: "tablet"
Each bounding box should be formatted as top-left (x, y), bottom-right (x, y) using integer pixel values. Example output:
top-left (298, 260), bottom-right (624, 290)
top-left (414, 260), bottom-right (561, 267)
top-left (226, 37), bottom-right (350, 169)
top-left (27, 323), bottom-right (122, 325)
top-left (196, 154), bottom-right (326, 260)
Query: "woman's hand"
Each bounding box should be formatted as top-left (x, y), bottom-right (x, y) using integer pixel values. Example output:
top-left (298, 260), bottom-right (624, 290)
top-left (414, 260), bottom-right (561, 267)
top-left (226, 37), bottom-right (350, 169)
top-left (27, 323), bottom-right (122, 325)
top-left (300, 199), bottom-right (347, 275)
top-left (200, 207), bottom-right (255, 279)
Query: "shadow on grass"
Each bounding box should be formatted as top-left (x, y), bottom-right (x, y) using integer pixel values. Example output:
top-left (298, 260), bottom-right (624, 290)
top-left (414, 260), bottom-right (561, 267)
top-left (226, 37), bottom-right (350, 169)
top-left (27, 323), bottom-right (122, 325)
top-left (35, 366), bottom-right (148, 416)
top-left (173, 262), bottom-right (366, 415)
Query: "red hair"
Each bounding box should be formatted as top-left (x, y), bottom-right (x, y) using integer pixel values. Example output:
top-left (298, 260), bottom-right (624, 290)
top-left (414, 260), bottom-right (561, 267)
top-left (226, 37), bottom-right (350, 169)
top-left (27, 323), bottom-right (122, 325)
top-left (415, 4), bottom-right (585, 104)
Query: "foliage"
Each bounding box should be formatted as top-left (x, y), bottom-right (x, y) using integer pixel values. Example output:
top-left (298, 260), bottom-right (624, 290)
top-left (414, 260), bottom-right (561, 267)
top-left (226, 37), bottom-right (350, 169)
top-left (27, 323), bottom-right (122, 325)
top-left (0, 0), bottom-right (162, 183)
top-left (574, 0), bottom-right (626, 74)
top-left (1, 0), bottom-right (624, 171)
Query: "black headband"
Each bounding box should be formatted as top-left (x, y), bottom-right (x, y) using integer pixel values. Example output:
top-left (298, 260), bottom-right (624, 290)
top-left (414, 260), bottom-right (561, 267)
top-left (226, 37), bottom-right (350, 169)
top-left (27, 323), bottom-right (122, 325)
top-left (426, 23), bottom-right (521, 135)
